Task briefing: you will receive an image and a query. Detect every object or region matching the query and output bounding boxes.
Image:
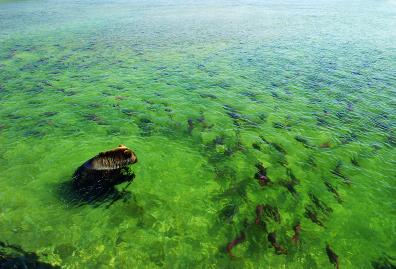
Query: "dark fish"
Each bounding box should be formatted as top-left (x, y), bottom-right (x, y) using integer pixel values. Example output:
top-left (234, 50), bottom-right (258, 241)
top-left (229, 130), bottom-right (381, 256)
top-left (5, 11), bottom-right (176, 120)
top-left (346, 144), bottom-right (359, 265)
top-left (295, 135), bottom-right (313, 148)
top-left (270, 142), bottom-right (287, 154)
top-left (254, 205), bottom-right (267, 231)
top-left (295, 135), bottom-right (307, 143)
top-left (42, 111), bottom-right (58, 117)
top-left (326, 244), bottom-right (340, 269)
top-left (324, 181), bottom-right (342, 203)
top-left (197, 115), bottom-right (205, 123)
top-left (371, 257), bottom-right (396, 269)
top-left (187, 118), bottom-right (194, 134)
top-left (309, 193), bottom-right (333, 215)
top-left (267, 232), bottom-right (287, 255)
top-left (213, 136), bottom-right (224, 145)
top-left (331, 161), bottom-right (351, 185)
top-left (277, 155), bottom-right (289, 167)
top-left (255, 172), bottom-right (269, 186)
top-left (252, 143), bottom-right (261, 150)
top-left (320, 142), bottom-right (331, 148)
top-left (286, 182), bottom-right (297, 195)
top-left (259, 135), bottom-right (270, 144)
top-left (340, 132), bottom-right (357, 144)
top-left (84, 114), bottom-right (107, 125)
top-left (347, 102), bottom-right (353, 111)
top-left (306, 156), bottom-right (317, 167)
top-left (387, 134), bottom-right (396, 147)
top-left (271, 92), bottom-right (280, 99)
top-left (263, 205), bottom-right (281, 223)
top-left (255, 204), bottom-right (264, 225)
top-left (255, 163), bottom-right (266, 174)
top-left (273, 122), bottom-right (286, 129)
top-left (285, 181), bottom-right (297, 195)
top-left (304, 207), bottom-right (324, 227)
top-left (199, 93), bottom-right (218, 99)
top-left (267, 232), bottom-right (276, 244)
top-left (287, 168), bottom-right (299, 184)
top-left (223, 105), bottom-right (241, 121)
top-left (219, 204), bottom-right (238, 223)
top-left (227, 112), bottom-right (242, 119)
top-left (317, 117), bottom-right (329, 126)
top-left (223, 104), bottom-right (235, 111)
top-left (350, 157), bottom-right (359, 167)
top-left (226, 232), bottom-right (246, 257)
top-left (291, 223), bottom-right (301, 243)
top-left (254, 163), bottom-right (271, 186)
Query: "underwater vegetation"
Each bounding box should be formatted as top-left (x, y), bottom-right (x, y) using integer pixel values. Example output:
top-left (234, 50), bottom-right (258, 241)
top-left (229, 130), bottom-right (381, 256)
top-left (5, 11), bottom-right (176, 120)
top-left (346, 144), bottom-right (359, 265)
top-left (0, 0), bottom-right (395, 268)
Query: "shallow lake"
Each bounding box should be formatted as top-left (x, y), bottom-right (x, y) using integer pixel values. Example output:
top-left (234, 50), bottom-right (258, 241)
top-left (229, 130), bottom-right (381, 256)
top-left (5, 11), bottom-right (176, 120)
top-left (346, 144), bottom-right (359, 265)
top-left (0, 0), bottom-right (395, 268)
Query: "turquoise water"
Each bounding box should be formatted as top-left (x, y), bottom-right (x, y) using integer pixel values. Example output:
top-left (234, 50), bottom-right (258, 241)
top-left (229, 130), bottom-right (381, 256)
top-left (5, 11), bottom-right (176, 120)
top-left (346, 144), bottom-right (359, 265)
top-left (0, 0), bottom-right (395, 268)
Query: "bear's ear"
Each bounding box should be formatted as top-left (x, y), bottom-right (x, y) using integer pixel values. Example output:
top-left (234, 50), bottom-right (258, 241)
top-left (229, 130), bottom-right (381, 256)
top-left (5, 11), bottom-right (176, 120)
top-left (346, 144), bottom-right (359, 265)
top-left (123, 150), bottom-right (132, 157)
top-left (118, 144), bottom-right (126, 148)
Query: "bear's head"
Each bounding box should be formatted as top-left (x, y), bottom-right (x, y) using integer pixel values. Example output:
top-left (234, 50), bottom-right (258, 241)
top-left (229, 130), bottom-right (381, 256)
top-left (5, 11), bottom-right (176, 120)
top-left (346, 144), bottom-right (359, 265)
top-left (89, 144), bottom-right (138, 170)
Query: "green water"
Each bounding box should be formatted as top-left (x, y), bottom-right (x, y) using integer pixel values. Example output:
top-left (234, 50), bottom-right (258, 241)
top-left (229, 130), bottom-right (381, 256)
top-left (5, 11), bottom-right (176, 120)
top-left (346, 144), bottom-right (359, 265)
top-left (0, 0), bottom-right (395, 268)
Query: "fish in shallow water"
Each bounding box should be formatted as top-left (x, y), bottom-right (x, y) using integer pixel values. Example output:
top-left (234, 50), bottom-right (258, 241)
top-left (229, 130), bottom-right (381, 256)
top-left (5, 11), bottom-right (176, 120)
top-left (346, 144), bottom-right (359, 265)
top-left (324, 181), bottom-right (342, 203)
top-left (281, 180), bottom-right (298, 196)
top-left (304, 207), bottom-right (324, 227)
top-left (187, 118), bottom-right (194, 134)
top-left (263, 205), bottom-right (281, 223)
top-left (309, 193), bottom-right (333, 215)
top-left (267, 232), bottom-right (287, 255)
top-left (331, 161), bottom-right (351, 185)
top-left (294, 135), bottom-right (313, 148)
top-left (252, 142), bottom-right (261, 150)
top-left (254, 163), bottom-right (271, 186)
top-left (254, 205), bottom-right (267, 231)
top-left (326, 244), bottom-right (340, 269)
top-left (371, 256), bottom-right (396, 269)
top-left (291, 222), bottom-right (301, 243)
top-left (255, 204), bottom-right (264, 225)
top-left (287, 168), bottom-right (299, 184)
top-left (226, 231), bottom-right (246, 257)
top-left (270, 142), bottom-right (287, 154)
top-left (219, 204), bottom-right (238, 223)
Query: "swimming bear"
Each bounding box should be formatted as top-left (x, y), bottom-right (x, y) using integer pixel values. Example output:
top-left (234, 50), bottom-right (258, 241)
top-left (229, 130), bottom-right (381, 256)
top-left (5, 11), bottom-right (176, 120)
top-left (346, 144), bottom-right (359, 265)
top-left (72, 144), bottom-right (138, 192)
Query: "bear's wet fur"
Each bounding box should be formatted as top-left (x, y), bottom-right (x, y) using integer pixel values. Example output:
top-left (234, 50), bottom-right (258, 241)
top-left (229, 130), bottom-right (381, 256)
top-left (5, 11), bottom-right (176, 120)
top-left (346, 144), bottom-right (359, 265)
top-left (66, 145), bottom-right (138, 205)
top-left (72, 145), bottom-right (137, 189)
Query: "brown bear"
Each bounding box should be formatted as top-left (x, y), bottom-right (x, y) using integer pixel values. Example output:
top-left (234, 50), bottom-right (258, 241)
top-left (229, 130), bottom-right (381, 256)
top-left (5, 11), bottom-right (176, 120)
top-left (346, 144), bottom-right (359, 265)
top-left (72, 145), bottom-right (138, 192)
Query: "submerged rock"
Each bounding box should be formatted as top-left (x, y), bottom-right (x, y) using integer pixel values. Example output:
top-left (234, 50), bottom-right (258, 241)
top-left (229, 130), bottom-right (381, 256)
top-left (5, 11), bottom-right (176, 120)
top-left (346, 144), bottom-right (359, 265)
top-left (72, 145), bottom-right (138, 191)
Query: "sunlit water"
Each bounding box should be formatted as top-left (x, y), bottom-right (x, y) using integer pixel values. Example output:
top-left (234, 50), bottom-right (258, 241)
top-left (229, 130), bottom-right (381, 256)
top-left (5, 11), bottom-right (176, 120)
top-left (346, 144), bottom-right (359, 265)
top-left (0, 0), bottom-right (395, 268)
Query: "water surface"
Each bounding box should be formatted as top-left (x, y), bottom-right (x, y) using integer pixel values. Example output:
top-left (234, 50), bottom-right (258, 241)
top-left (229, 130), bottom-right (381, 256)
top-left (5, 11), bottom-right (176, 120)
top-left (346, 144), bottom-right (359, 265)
top-left (0, 0), bottom-right (395, 268)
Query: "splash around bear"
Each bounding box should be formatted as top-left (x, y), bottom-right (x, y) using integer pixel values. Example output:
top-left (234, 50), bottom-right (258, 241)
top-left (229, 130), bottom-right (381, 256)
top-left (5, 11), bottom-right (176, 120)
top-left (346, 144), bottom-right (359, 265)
top-left (72, 145), bottom-right (138, 192)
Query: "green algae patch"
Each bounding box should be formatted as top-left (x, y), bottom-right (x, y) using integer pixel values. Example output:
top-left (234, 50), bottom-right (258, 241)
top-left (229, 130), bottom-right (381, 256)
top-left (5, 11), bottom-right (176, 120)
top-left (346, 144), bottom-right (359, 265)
top-left (0, 0), bottom-right (395, 268)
